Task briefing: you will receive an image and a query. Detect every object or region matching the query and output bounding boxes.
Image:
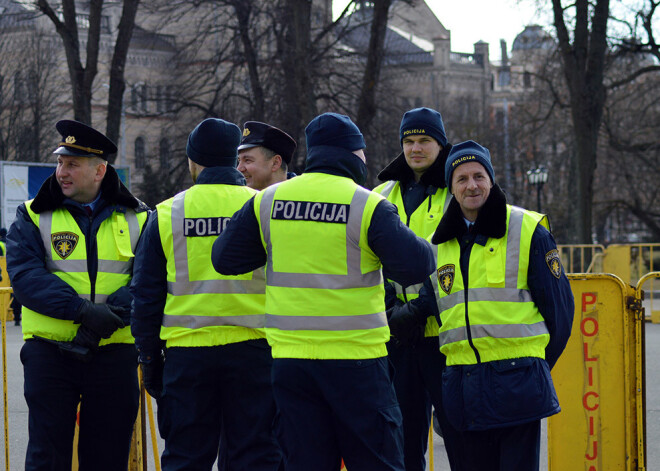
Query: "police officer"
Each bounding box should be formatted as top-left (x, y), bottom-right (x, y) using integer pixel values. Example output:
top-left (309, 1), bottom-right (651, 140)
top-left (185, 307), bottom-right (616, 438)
top-left (6, 120), bottom-right (148, 470)
top-left (401, 140), bottom-right (574, 471)
top-left (130, 118), bottom-right (282, 470)
top-left (0, 228), bottom-right (6, 255)
top-left (373, 107), bottom-right (459, 470)
top-left (212, 112), bottom-right (435, 471)
top-left (237, 121), bottom-right (297, 190)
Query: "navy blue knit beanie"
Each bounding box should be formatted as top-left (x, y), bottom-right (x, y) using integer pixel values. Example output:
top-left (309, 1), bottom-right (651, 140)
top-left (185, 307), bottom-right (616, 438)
top-left (399, 107), bottom-right (448, 148)
top-left (305, 113), bottom-right (365, 152)
top-left (186, 118), bottom-right (241, 167)
top-left (445, 140), bottom-right (494, 190)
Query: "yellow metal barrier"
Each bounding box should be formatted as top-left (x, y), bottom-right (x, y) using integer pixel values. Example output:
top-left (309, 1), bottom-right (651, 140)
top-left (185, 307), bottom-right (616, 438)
top-left (1, 287), bottom-right (10, 471)
top-left (558, 244), bottom-right (606, 273)
top-left (548, 274), bottom-right (646, 471)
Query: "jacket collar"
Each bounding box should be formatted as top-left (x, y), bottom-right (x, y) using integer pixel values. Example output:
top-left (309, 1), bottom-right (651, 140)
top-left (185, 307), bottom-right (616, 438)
top-left (431, 183), bottom-right (508, 244)
top-left (305, 145), bottom-right (368, 185)
top-left (30, 164), bottom-right (147, 214)
top-left (376, 143), bottom-right (452, 188)
top-left (196, 166), bottom-right (246, 186)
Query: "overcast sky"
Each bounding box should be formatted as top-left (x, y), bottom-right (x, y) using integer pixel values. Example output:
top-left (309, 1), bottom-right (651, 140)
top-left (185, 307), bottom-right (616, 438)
top-left (334, 0), bottom-right (552, 61)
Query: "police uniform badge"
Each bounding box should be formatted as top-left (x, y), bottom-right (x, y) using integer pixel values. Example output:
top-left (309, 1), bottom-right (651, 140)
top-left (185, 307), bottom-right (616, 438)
top-left (437, 264), bottom-right (455, 295)
top-left (545, 249), bottom-right (563, 279)
top-left (52, 232), bottom-right (79, 259)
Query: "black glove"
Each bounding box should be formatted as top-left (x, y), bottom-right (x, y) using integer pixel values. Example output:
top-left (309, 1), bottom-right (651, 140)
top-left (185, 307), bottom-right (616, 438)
top-left (77, 299), bottom-right (125, 339)
top-left (387, 303), bottom-right (426, 348)
top-left (140, 354), bottom-right (164, 399)
top-left (72, 324), bottom-right (102, 351)
top-left (106, 286), bottom-right (133, 325)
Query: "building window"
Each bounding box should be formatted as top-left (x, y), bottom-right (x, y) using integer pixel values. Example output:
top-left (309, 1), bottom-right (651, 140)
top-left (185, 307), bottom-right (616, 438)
top-left (131, 83), bottom-right (148, 112)
top-left (159, 138), bottom-right (171, 170)
top-left (135, 137), bottom-right (146, 169)
top-left (523, 71), bottom-right (532, 89)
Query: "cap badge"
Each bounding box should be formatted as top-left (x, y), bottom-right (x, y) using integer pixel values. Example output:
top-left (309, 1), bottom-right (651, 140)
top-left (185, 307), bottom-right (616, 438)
top-left (243, 128), bottom-right (250, 137)
top-left (65, 136), bottom-right (76, 144)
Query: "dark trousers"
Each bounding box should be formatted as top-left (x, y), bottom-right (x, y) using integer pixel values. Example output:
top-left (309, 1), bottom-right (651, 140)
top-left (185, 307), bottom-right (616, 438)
top-left (388, 336), bottom-right (462, 471)
top-left (158, 339), bottom-right (282, 471)
top-left (271, 357), bottom-right (404, 471)
top-left (21, 340), bottom-right (139, 471)
top-left (459, 420), bottom-right (541, 471)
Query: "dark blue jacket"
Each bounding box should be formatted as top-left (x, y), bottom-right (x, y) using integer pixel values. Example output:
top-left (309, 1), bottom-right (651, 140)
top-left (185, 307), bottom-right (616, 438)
top-left (130, 167), bottom-right (247, 361)
top-left (212, 146), bottom-right (435, 289)
top-left (409, 184), bottom-right (574, 431)
top-left (6, 166), bottom-right (148, 324)
top-left (376, 146), bottom-right (452, 309)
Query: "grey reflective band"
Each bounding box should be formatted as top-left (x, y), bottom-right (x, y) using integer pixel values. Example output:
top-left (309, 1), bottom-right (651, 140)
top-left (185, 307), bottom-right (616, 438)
top-left (162, 313), bottom-right (265, 329)
top-left (505, 207), bottom-right (525, 288)
top-left (259, 185), bottom-right (383, 289)
top-left (439, 320), bottom-right (549, 347)
top-left (437, 287), bottom-right (533, 312)
top-left (393, 282), bottom-right (424, 297)
top-left (46, 258), bottom-right (132, 275)
top-left (169, 192), bottom-right (265, 295)
top-left (443, 194), bottom-right (453, 213)
top-left (265, 311), bottom-right (387, 331)
top-left (379, 181), bottom-right (397, 199)
top-left (166, 267), bottom-right (266, 295)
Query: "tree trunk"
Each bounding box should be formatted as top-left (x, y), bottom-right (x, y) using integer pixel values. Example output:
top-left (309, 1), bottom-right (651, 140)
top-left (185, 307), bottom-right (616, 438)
top-left (552, 0), bottom-right (609, 243)
top-left (355, 0), bottom-right (392, 134)
top-left (106, 0), bottom-right (140, 163)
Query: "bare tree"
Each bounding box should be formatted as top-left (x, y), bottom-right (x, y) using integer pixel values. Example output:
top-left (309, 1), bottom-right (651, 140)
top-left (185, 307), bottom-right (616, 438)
top-left (552, 0), bottom-right (610, 243)
top-left (34, 0), bottom-right (140, 160)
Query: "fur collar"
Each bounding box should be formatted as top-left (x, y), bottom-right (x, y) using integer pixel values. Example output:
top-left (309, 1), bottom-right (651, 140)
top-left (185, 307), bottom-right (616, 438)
top-left (30, 164), bottom-right (147, 213)
top-left (431, 184), bottom-right (508, 244)
top-left (376, 143), bottom-right (452, 188)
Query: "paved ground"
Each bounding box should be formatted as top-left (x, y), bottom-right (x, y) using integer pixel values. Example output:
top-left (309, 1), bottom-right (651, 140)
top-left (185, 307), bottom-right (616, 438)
top-left (0, 321), bottom-right (658, 470)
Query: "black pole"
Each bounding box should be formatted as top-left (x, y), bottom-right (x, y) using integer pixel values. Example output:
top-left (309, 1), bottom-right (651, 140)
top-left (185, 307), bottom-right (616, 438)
top-left (537, 183), bottom-right (542, 212)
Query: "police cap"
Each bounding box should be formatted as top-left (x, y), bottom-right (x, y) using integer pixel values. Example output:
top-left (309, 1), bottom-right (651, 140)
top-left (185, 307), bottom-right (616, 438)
top-left (53, 120), bottom-right (117, 158)
top-left (238, 121), bottom-right (297, 164)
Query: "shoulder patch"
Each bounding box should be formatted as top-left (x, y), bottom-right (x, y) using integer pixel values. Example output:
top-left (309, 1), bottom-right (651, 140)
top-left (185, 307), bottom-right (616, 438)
top-left (545, 249), bottom-right (563, 279)
top-left (437, 264), bottom-right (455, 295)
top-left (52, 232), bottom-right (79, 259)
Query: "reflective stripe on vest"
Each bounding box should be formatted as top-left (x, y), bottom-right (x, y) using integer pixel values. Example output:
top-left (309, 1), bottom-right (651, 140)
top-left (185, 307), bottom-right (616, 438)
top-left (22, 203), bottom-right (145, 343)
top-left (159, 186), bottom-right (266, 345)
top-left (432, 206), bottom-right (549, 365)
top-left (256, 173), bottom-right (388, 359)
top-left (374, 179), bottom-right (451, 337)
top-left (259, 184), bottom-right (383, 292)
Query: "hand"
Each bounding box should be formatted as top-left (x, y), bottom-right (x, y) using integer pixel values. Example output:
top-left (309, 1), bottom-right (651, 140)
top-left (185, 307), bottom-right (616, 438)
top-left (140, 355), bottom-right (164, 399)
top-left (387, 304), bottom-right (426, 348)
top-left (72, 323), bottom-right (102, 351)
top-left (77, 300), bottom-right (125, 339)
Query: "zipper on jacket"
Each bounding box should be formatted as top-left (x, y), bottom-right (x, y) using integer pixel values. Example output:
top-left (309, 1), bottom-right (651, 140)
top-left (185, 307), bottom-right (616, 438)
top-left (461, 237), bottom-right (481, 364)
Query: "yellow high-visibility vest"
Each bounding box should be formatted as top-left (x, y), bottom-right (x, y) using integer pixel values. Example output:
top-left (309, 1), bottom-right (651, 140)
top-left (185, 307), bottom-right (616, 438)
top-left (23, 201), bottom-right (147, 344)
top-left (254, 173), bottom-right (388, 360)
top-left (431, 205), bottom-right (550, 366)
top-left (157, 184), bottom-right (266, 347)
top-left (373, 180), bottom-right (451, 337)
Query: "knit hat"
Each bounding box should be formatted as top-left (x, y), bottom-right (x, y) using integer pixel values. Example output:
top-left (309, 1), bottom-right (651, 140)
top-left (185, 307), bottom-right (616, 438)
top-left (186, 118), bottom-right (241, 167)
top-left (305, 113), bottom-right (365, 152)
top-left (399, 107), bottom-right (448, 148)
top-left (445, 140), bottom-right (494, 190)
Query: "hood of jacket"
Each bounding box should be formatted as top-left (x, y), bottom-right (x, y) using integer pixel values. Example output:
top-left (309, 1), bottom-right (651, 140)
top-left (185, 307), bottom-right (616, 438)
top-left (30, 164), bottom-right (148, 214)
top-left (376, 143), bottom-right (453, 188)
top-left (431, 183), bottom-right (508, 244)
top-left (304, 145), bottom-right (368, 186)
top-left (196, 166), bottom-right (246, 186)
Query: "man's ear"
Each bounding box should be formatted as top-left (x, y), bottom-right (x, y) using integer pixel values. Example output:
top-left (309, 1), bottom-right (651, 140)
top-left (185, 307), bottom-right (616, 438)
top-left (272, 154), bottom-right (283, 172)
top-left (95, 161), bottom-right (107, 182)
